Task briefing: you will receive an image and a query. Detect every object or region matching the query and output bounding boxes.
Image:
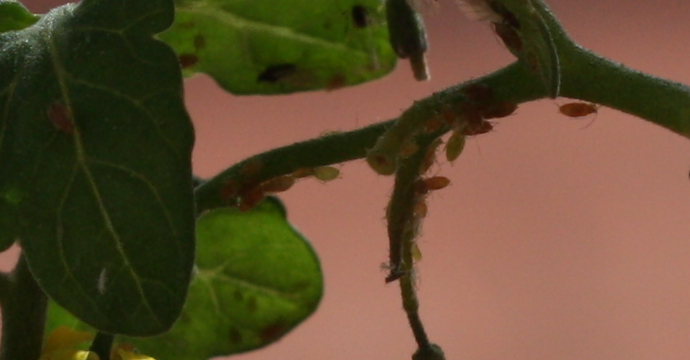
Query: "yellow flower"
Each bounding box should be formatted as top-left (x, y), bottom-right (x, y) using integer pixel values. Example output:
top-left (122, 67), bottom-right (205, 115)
top-left (41, 327), bottom-right (156, 360)
top-left (111, 345), bottom-right (155, 360)
top-left (40, 326), bottom-right (98, 360)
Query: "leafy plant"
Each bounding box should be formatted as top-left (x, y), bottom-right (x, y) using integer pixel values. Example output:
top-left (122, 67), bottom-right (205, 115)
top-left (1, 0), bottom-right (689, 359)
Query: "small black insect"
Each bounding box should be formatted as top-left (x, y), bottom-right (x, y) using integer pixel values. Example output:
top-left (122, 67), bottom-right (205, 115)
top-left (257, 63), bottom-right (297, 83)
top-left (351, 5), bottom-right (370, 28)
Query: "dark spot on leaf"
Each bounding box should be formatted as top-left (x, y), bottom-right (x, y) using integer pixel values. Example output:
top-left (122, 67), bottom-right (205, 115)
top-left (351, 5), bottom-right (370, 28)
top-left (259, 322), bottom-right (288, 343)
top-left (326, 74), bottom-right (346, 91)
top-left (246, 296), bottom-right (258, 312)
top-left (233, 290), bottom-right (244, 301)
top-left (194, 34), bottom-right (205, 50)
top-left (179, 54), bottom-right (198, 69)
top-left (47, 101), bottom-right (73, 134)
top-left (228, 327), bottom-right (242, 344)
top-left (257, 64), bottom-right (297, 83)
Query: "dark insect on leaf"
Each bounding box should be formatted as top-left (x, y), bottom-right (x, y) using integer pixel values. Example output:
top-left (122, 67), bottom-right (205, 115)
top-left (559, 102), bottom-right (599, 117)
top-left (351, 5), bottom-right (371, 28)
top-left (179, 54), bottom-right (198, 69)
top-left (257, 64), bottom-right (297, 83)
top-left (47, 101), bottom-right (73, 134)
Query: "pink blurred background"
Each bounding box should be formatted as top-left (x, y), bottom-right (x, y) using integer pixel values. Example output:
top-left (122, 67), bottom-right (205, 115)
top-left (14, 1), bottom-right (690, 359)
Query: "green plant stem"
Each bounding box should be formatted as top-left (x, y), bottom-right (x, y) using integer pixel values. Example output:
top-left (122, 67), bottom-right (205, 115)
top-left (531, 0), bottom-right (690, 137)
top-left (194, 61), bottom-right (546, 214)
top-left (0, 253), bottom-right (48, 360)
top-left (89, 332), bottom-right (114, 360)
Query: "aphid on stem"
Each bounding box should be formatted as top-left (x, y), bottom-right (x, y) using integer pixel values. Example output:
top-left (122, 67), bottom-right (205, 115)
top-left (260, 176), bottom-right (295, 193)
top-left (559, 102), bottom-right (600, 128)
top-left (414, 176), bottom-right (451, 195)
top-left (313, 166), bottom-right (341, 182)
top-left (559, 102), bottom-right (599, 118)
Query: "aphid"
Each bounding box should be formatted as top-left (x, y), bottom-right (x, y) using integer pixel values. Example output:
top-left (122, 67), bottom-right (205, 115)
top-left (423, 115), bottom-right (444, 133)
top-left (455, 0), bottom-right (502, 22)
top-left (238, 186), bottom-right (265, 212)
top-left (420, 138), bottom-right (443, 174)
top-left (462, 120), bottom-right (493, 136)
top-left (351, 5), bottom-right (371, 28)
top-left (445, 130), bottom-right (466, 162)
top-left (178, 54), bottom-right (198, 69)
top-left (291, 168), bottom-right (315, 179)
top-left (413, 198), bottom-right (428, 218)
top-left (480, 101), bottom-right (518, 119)
top-left (455, 101), bottom-right (483, 127)
top-left (47, 101), bottom-right (74, 134)
top-left (559, 102), bottom-right (599, 118)
top-left (414, 176), bottom-right (451, 194)
top-left (260, 175), bottom-right (295, 193)
top-left (411, 242), bottom-right (423, 262)
top-left (400, 139), bottom-right (420, 158)
top-left (257, 63), bottom-right (297, 83)
top-left (313, 166), bottom-right (341, 181)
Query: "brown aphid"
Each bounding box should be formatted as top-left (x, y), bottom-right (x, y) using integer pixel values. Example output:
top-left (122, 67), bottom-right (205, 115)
top-left (480, 101), bottom-right (518, 119)
top-left (420, 138), bottom-right (443, 174)
top-left (456, 101), bottom-right (483, 126)
top-left (238, 186), bottom-right (265, 212)
top-left (462, 120), bottom-right (494, 136)
top-left (423, 115), bottom-right (444, 133)
top-left (400, 139), bottom-right (420, 158)
top-left (291, 168), bottom-right (315, 178)
top-left (47, 102), bottom-right (74, 134)
top-left (413, 199), bottom-right (428, 218)
top-left (414, 176), bottom-right (451, 194)
top-left (260, 175), bottom-right (295, 193)
top-left (559, 102), bottom-right (599, 118)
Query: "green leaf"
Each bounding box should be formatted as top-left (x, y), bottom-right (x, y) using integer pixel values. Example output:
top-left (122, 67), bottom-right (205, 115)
top-left (160, 0), bottom-right (397, 94)
top-left (0, 0), bottom-right (195, 336)
top-left (47, 198), bottom-right (324, 359)
top-left (0, 0), bottom-right (39, 33)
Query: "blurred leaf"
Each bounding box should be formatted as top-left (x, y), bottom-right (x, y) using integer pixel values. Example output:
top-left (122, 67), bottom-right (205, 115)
top-left (160, 0), bottom-right (397, 94)
top-left (0, 0), bottom-right (39, 33)
top-left (48, 198), bottom-right (324, 359)
top-left (0, 198), bottom-right (18, 252)
top-left (0, 0), bottom-right (195, 336)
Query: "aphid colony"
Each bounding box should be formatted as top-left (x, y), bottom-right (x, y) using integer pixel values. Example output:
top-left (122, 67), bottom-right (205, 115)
top-left (220, 162), bottom-right (340, 212)
top-left (367, 82), bottom-right (518, 176)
